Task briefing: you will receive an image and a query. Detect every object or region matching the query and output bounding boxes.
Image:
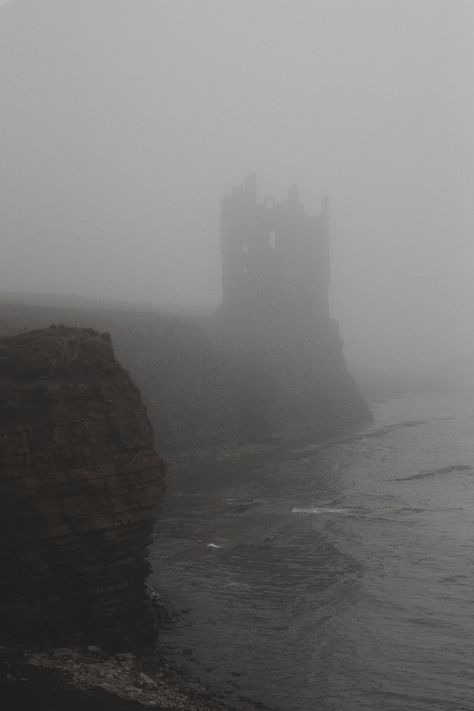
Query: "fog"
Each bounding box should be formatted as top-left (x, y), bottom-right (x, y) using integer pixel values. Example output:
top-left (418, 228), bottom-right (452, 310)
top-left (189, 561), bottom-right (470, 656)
top-left (1, 0), bottom-right (473, 374)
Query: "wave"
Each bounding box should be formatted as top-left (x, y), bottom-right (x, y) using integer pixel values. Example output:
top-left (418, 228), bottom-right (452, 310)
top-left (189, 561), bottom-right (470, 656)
top-left (292, 506), bottom-right (350, 515)
top-left (292, 504), bottom-right (427, 520)
top-left (288, 419), bottom-right (430, 457)
top-left (397, 464), bottom-right (472, 481)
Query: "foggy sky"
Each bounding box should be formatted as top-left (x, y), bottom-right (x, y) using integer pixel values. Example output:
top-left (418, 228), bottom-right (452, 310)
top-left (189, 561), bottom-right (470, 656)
top-left (1, 0), bottom-right (473, 372)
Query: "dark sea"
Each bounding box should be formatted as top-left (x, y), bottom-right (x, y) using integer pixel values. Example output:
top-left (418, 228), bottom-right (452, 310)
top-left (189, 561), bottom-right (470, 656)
top-left (150, 385), bottom-right (474, 711)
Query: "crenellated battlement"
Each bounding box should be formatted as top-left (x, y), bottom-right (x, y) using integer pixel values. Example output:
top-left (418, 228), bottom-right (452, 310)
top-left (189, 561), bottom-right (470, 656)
top-left (221, 174), bottom-right (330, 320)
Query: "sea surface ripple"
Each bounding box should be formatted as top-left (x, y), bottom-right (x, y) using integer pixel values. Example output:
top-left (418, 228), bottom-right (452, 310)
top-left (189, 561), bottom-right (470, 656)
top-left (150, 386), bottom-right (474, 710)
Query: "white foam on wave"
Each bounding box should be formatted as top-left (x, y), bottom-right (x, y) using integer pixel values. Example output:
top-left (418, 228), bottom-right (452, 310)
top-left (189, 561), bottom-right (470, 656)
top-left (292, 506), bottom-right (350, 515)
top-left (207, 542), bottom-right (223, 549)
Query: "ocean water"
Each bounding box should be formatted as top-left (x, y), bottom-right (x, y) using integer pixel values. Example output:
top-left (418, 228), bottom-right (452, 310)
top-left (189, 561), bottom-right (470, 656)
top-left (150, 385), bottom-right (474, 710)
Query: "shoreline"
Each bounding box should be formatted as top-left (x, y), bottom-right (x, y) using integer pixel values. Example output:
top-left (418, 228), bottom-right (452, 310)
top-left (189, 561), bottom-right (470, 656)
top-left (0, 644), bottom-right (263, 711)
top-left (0, 425), bottom-right (370, 711)
top-left (0, 592), bottom-right (265, 711)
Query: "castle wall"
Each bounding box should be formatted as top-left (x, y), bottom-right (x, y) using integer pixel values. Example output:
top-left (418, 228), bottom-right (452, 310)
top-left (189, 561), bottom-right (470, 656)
top-left (0, 178), bottom-right (366, 454)
top-left (217, 176), bottom-right (369, 438)
top-left (221, 176), bottom-right (330, 321)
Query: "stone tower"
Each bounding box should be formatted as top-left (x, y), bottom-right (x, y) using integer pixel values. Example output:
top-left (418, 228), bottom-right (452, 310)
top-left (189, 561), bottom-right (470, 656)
top-left (221, 174), bottom-right (330, 320)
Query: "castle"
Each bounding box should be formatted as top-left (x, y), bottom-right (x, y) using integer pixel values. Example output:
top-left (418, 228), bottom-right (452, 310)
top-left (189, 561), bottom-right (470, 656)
top-left (221, 174), bottom-right (330, 320)
top-left (0, 177), bottom-right (368, 454)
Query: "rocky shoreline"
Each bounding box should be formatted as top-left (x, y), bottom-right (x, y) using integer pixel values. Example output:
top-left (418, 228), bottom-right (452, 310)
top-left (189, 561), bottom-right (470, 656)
top-left (0, 587), bottom-right (264, 711)
top-left (0, 644), bottom-right (263, 711)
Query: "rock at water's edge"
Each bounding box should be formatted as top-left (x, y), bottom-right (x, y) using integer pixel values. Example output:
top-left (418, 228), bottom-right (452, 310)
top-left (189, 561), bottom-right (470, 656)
top-left (0, 325), bottom-right (165, 651)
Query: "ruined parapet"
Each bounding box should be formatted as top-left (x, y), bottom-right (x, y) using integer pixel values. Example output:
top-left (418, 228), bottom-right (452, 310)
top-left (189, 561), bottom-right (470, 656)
top-left (217, 176), bottom-right (370, 439)
top-left (220, 175), bottom-right (330, 320)
top-left (0, 326), bottom-right (165, 650)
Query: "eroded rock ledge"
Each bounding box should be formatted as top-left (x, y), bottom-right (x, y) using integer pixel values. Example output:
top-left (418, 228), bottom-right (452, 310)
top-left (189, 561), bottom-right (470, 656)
top-left (0, 325), bottom-right (165, 651)
top-left (0, 646), bottom-right (239, 710)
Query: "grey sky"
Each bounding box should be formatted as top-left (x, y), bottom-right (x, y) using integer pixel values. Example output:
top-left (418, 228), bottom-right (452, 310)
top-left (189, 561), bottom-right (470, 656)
top-left (1, 0), bottom-right (473, 370)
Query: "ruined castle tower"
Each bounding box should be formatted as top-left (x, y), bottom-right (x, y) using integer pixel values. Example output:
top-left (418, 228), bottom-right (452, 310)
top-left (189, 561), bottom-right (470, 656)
top-left (218, 175), bottom-right (370, 439)
top-left (221, 174), bottom-right (330, 320)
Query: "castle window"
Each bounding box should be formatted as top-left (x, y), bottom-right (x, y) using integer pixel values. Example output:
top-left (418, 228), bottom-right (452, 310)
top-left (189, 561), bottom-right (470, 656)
top-left (242, 243), bottom-right (248, 253)
top-left (269, 231), bottom-right (276, 249)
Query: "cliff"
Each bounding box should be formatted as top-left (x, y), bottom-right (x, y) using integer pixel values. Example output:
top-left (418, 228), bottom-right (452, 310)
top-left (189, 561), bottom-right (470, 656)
top-left (0, 325), bottom-right (165, 651)
top-left (0, 301), bottom-right (238, 451)
top-left (0, 298), bottom-right (369, 452)
top-left (214, 311), bottom-right (370, 441)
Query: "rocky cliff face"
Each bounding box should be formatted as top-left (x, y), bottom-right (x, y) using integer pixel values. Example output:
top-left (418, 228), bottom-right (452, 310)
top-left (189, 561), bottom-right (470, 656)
top-left (0, 299), bottom-right (370, 452)
top-left (213, 311), bottom-right (370, 441)
top-left (0, 301), bottom-right (238, 451)
top-left (0, 326), bottom-right (165, 651)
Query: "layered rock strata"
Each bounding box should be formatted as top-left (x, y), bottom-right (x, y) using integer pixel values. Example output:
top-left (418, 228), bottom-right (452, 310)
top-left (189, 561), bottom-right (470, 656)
top-left (0, 326), bottom-right (165, 650)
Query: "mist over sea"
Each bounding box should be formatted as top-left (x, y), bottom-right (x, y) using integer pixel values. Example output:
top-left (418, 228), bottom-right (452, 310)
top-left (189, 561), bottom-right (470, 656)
top-left (151, 385), bottom-right (474, 710)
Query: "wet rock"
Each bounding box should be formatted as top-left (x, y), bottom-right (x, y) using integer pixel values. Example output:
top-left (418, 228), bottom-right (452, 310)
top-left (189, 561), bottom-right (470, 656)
top-left (138, 672), bottom-right (156, 689)
top-left (87, 645), bottom-right (108, 659)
